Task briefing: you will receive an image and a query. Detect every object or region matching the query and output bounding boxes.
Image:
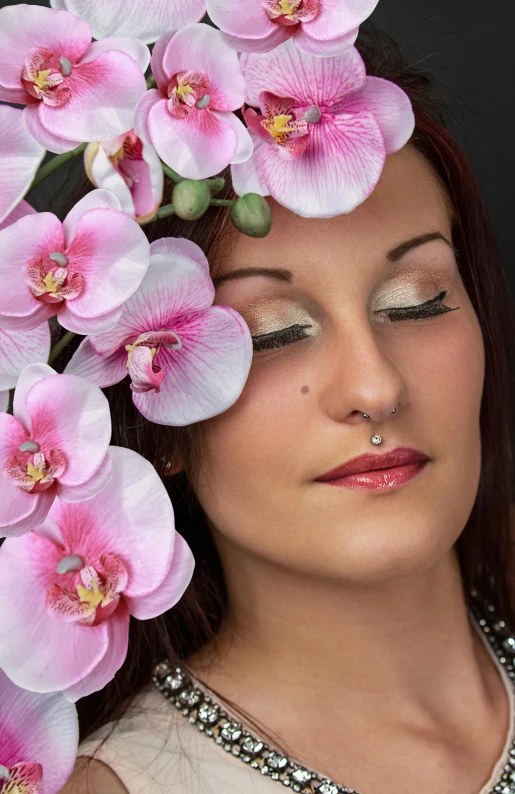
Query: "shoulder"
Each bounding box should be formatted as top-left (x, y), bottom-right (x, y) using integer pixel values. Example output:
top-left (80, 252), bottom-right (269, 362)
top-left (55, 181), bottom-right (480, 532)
top-left (60, 756), bottom-right (129, 794)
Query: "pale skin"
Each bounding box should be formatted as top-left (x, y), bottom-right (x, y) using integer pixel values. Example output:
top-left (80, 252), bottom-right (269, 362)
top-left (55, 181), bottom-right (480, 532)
top-left (64, 145), bottom-right (507, 794)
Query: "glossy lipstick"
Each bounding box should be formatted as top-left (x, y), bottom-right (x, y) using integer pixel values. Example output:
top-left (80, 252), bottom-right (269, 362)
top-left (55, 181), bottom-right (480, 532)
top-left (315, 447), bottom-right (430, 491)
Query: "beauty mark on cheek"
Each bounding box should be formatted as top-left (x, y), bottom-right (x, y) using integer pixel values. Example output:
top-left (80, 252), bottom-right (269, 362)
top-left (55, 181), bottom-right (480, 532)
top-left (301, 385), bottom-right (309, 394)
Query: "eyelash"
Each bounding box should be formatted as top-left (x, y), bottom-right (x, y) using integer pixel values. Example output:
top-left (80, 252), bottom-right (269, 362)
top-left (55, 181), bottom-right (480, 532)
top-left (251, 291), bottom-right (458, 352)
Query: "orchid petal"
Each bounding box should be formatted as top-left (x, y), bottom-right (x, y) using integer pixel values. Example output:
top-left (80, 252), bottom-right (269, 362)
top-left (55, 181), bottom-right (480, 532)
top-left (62, 188), bottom-right (121, 248)
top-left (38, 51), bottom-right (147, 143)
top-left (80, 37), bottom-right (150, 73)
top-left (241, 38), bottom-right (366, 107)
top-left (56, 449), bottom-right (112, 503)
top-left (88, 146), bottom-right (135, 216)
top-left (0, 479), bottom-right (55, 539)
top-left (133, 305), bottom-right (252, 425)
top-left (293, 25), bottom-right (358, 56)
top-left (23, 104), bottom-right (80, 155)
top-left (149, 236), bottom-right (209, 272)
top-left (255, 112), bottom-right (385, 217)
top-left (161, 23), bottom-right (246, 111)
top-left (302, 0), bottom-right (379, 40)
top-left (62, 601), bottom-right (130, 702)
top-left (231, 137), bottom-right (270, 197)
top-left (56, 304), bottom-right (124, 335)
top-left (0, 391), bottom-right (8, 413)
top-left (64, 338), bottom-right (128, 387)
top-left (337, 75), bottom-right (415, 154)
top-left (0, 106), bottom-right (45, 226)
top-left (0, 531), bottom-right (110, 692)
top-left (134, 90), bottom-right (163, 145)
top-left (52, 0), bottom-right (205, 44)
top-left (0, 669), bottom-right (79, 792)
top-left (61, 207), bottom-right (150, 319)
top-left (148, 100), bottom-right (238, 180)
top-left (0, 325), bottom-right (51, 392)
top-left (0, 200), bottom-right (37, 233)
top-left (211, 110), bottom-right (254, 164)
top-left (220, 26), bottom-right (291, 54)
top-left (150, 30), bottom-right (177, 94)
top-left (125, 532), bottom-right (194, 619)
top-left (206, 0), bottom-right (277, 39)
top-left (13, 363), bottom-right (56, 434)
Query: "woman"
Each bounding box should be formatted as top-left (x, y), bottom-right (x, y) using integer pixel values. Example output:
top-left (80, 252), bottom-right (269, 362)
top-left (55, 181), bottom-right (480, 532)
top-left (63, 25), bottom-right (515, 794)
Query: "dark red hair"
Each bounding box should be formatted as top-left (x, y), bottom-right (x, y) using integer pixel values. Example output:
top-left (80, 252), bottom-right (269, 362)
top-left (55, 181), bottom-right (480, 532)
top-left (51, 23), bottom-right (515, 742)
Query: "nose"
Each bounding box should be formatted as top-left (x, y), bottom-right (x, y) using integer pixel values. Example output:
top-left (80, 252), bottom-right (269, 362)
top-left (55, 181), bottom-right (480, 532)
top-left (320, 320), bottom-right (408, 426)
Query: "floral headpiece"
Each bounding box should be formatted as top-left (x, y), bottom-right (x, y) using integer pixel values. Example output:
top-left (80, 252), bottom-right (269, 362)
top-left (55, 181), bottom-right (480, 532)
top-left (0, 1), bottom-right (414, 789)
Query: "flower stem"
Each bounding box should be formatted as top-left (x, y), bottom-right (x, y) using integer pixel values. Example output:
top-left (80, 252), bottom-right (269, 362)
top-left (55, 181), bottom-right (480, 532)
top-left (28, 143), bottom-right (88, 193)
top-left (209, 198), bottom-right (234, 207)
top-left (48, 330), bottom-right (77, 366)
top-left (161, 163), bottom-right (185, 183)
top-left (155, 203), bottom-right (176, 219)
top-left (146, 74), bottom-right (157, 89)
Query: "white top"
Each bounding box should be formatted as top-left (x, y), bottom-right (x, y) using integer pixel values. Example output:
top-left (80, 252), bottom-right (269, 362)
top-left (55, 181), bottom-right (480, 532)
top-left (78, 616), bottom-right (515, 794)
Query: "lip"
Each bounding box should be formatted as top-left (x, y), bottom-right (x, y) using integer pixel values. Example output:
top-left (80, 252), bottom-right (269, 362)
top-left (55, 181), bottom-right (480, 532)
top-left (315, 447), bottom-right (430, 481)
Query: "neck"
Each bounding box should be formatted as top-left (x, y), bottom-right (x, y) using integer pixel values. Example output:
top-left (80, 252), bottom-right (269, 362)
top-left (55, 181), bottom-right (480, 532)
top-left (187, 540), bottom-right (504, 743)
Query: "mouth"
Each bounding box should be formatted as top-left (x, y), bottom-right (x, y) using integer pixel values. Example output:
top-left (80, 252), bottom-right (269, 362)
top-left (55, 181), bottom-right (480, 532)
top-left (314, 447), bottom-right (430, 491)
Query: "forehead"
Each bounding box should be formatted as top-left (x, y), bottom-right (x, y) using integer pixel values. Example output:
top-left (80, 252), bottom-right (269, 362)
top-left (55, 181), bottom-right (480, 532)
top-left (214, 145), bottom-right (453, 278)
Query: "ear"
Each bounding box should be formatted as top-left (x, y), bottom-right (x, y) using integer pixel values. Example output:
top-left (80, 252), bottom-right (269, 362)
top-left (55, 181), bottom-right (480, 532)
top-left (163, 453), bottom-right (184, 477)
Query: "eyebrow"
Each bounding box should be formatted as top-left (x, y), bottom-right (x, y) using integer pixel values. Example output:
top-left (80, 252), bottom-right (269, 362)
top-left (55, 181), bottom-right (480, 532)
top-left (211, 231), bottom-right (454, 286)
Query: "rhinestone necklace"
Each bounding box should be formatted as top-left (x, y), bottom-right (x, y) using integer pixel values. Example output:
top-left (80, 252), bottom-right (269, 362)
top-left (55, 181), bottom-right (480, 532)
top-left (153, 588), bottom-right (515, 794)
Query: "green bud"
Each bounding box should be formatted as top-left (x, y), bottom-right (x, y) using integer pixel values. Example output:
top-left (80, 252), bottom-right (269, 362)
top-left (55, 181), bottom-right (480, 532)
top-left (230, 193), bottom-right (272, 238)
top-left (172, 180), bottom-right (211, 220)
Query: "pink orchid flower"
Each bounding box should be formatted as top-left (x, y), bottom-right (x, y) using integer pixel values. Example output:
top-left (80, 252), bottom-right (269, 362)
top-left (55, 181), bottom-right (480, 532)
top-left (231, 40), bottom-right (415, 218)
top-left (0, 199), bottom-right (37, 233)
top-left (66, 237), bottom-right (253, 425)
top-left (0, 324), bottom-right (51, 414)
top-left (0, 105), bottom-right (44, 227)
top-left (0, 188), bottom-right (151, 334)
top-left (50, 0), bottom-right (205, 44)
top-left (85, 130), bottom-right (164, 224)
top-left (0, 363), bottom-right (112, 538)
top-left (0, 4), bottom-right (149, 154)
top-left (135, 23), bottom-right (253, 180)
top-left (207, 0), bottom-right (379, 57)
top-left (0, 669), bottom-right (78, 794)
top-left (0, 446), bottom-right (194, 701)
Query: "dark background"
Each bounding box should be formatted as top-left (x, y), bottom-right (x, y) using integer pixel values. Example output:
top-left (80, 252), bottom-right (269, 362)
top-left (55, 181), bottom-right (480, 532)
top-left (3, 0), bottom-right (514, 293)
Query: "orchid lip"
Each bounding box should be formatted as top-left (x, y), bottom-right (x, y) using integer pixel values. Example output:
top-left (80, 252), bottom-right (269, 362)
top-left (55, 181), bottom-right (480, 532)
top-left (57, 554), bottom-right (86, 575)
top-left (19, 440), bottom-right (41, 454)
top-left (59, 56), bottom-right (73, 77)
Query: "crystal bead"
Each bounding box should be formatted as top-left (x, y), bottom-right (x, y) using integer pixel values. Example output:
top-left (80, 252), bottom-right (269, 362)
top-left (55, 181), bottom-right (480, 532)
top-left (268, 752), bottom-right (288, 770)
top-left (242, 737), bottom-right (264, 755)
top-left (164, 671), bottom-right (185, 691)
top-left (292, 768), bottom-right (313, 783)
top-left (198, 703), bottom-right (220, 724)
top-left (502, 637), bottom-right (515, 654)
top-left (180, 689), bottom-right (201, 706)
top-left (221, 721), bottom-right (243, 742)
top-left (153, 662), bottom-right (169, 678)
top-left (317, 784), bottom-right (339, 794)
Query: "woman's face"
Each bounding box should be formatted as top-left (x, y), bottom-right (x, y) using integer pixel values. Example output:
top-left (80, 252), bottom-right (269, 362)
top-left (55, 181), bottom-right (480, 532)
top-left (194, 145), bottom-right (485, 584)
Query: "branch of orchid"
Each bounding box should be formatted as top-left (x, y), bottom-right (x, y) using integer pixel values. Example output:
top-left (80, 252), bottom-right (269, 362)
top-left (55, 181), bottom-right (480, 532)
top-left (160, 164), bottom-right (225, 195)
top-left (146, 74), bottom-right (157, 90)
top-left (28, 143), bottom-right (88, 193)
top-left (48, 330), bottom-right (77, 365)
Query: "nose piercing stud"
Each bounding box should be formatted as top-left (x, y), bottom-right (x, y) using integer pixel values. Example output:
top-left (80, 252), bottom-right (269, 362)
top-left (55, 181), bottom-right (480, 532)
top-left (363, 408), bottom-right (396, 445)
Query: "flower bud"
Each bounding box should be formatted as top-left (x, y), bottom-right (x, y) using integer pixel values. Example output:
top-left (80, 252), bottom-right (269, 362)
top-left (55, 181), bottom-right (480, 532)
top-left (230, 193), bottom-right (272, 238)
top-left (172, 180), bottom-right (211, 220)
